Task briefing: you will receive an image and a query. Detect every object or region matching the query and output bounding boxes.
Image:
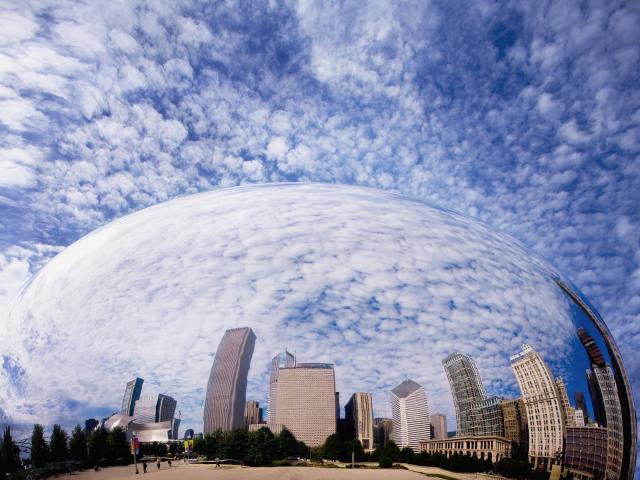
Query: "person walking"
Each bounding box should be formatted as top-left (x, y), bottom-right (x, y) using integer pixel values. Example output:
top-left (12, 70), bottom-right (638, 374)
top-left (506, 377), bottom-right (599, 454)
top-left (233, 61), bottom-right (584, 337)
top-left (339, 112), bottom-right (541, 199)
top-left (168, 458), bottom-right (172, 468)
top-left (142, 461), bottom-right (147, 473)
top-left (156, 458), bottom-right (160, 470)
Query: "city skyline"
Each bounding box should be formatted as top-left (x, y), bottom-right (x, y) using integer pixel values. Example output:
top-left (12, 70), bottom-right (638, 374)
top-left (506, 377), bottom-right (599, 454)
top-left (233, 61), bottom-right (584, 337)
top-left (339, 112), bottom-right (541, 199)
top-left (1, 0), bottom-right (638, 475)
top-left (1, 184), bottom-right (635, 479)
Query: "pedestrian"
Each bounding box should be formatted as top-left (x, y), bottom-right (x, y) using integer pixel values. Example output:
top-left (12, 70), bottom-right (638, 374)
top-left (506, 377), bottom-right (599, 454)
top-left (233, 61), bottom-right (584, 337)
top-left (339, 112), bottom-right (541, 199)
top-left (215, 457), bottom-right (220, 469)
top-left (168, 459), bottom-right (172, 468)
top-left (156, 458), bottom-right (160, 470)
top-left (142, 461), bottom-right (147, 473)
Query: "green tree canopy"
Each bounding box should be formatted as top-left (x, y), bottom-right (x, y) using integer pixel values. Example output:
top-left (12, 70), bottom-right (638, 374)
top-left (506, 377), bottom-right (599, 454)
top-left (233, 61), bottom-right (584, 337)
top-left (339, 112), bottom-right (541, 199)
top-left (246, 427), bottom-right (277, 466)
top-left (69, 425), bottom-right (88, 464)
top-left (2, 426), bottom-right (21, 474)
top-left (278, 428), bottom-right (298, 458)
top-left (30, 424), bottom-right (48, 469)
top-left (50, 424), bottom-right (68, 463)
top-left (88, 426), bottom-right (107, 465)
top-left (107, 427), bottom-right (130, 464)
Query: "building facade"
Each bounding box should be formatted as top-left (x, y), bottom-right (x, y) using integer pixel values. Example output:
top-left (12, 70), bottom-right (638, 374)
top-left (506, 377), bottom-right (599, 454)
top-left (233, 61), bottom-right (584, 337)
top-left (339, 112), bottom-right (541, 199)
top-left (420, 435), bottom-right (511, 463)
top-left (374, 417), bottom-right (393, 447)
top-left (510, 344), bottom-right (564, 471)
top-left (121, 377), bottom-right (144, 416)
top-left (268, 350), bottom-right (295, 422)
top-left (469, 396), bottom-right (504, 437)
top-left (430, 413), bottom-right (447, 440)
top-left (390, 379), bottom-right (430, 452)
top-left (565, 426), bottom-right (608, 480)
top-left (555, 377), bottom-right (571, 425)
top-left (156, 394), bottom-right (177, 422)
top-left (245, 400), bottom-right (261, 426)
top-left (345, 392), bottom-right (374, 451)
top-left (501, 398), bottom-right (528, 456)
top-left (270, 363), bottom-right (336, 447)
top-left (204, 327), bottom-right (256, 433)
top-left (578, 327), bottom-right (624, 480)
top-left (442, 353), bottom-right (487, 436)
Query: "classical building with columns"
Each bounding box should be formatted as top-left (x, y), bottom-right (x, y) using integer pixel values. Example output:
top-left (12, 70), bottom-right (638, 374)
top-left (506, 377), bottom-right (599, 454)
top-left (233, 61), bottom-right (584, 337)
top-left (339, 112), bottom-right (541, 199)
top-left (420, 435), bottom-right (511, 462)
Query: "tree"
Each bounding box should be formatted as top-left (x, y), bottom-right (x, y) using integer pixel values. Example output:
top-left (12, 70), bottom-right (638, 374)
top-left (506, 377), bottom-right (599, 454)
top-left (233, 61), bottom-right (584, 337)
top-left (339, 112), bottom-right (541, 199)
top-left (50, 424), bottom-right (68, 463)
top-left (378, 439), bottom-right (400, 468)
top-left (399, 446), bottom-right (415, 463)
top-left (69, 425), bottom-right (88, 464)
top-left (31, 424), bottom-right (48, 469)
top-left (88, 426), bottom-right (107, 465)
top-left (246, 427), bottom-right (277, 466)
top-left (2, 426), bottom-right (21, 474)
top-left (278, 428), bottom-right (298, 458)
top-left (107, 427), bottom-right (130, 464)
top-left (322, 433), bottom-right (345, 460)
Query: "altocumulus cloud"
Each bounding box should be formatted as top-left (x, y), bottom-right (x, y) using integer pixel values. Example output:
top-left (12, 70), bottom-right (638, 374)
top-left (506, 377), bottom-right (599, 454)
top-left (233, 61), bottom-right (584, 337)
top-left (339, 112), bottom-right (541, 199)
top-left (0, 0), bottom-right (638, 442)
top-left (2, 184), bottom-right (592, 436)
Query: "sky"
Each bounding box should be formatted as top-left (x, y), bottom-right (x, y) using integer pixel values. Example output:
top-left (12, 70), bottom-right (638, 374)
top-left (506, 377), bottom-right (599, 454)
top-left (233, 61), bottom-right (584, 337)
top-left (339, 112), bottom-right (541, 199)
top-left (0, 0), bottom-right (638, 450)
top-left (2, 183), bottom-right (621, 444)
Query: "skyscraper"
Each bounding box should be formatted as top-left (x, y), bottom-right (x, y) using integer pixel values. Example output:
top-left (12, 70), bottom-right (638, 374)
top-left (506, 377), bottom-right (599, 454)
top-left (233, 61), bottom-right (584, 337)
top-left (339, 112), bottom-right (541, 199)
top-left (268, 350), bottom-right (295, 422)
top-left (429, 413), bottom-right (447, 440)
top-left (270, 363), bottom-right (336, 447)
top-left (574, 391), bottom-right (589, 424)
top-left (578, 327), bottom-right (624, 480)
top-left (555, 377), bottom-right (571, 424)
top-left (469, 396), bottom-right (504, 437)
top-left (510, 344), bottom-right (564, 471)
top-left (374, 417), bottom-right (393, 447)
top-left (501, 398), bottom-right (528, 457)
top-left (389, 379), bottom-right (430, 452)
top-left (121, 377), bottom-right (144, 416)
top-left (204, 327), bottom-right (256, 433)
top-left (442, 353), bottom-right (487, 436)
top-left (244, 400), bottom-right (261, 426)
top-left (345, 392), bottom-right (374, 451)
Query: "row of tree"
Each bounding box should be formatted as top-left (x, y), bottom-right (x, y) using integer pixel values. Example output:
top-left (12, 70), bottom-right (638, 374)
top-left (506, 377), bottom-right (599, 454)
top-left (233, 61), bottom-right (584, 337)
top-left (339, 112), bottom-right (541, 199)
top-left (0, 427), bottom-right (22, 477)
top-left (192, 427), bottom-right (308, 466)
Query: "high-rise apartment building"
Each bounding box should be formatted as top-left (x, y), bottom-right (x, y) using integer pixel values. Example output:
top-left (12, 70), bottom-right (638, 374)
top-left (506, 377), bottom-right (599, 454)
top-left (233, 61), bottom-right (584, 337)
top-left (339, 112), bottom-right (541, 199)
top-left (204, 327), bottom-right (256, 433)
top-left (374, 417), bottom-right (393, 447)
top-left (565, 426), bottom-right (608, 480)
top-left (170, 418), bottom-right (181, 440)
top-left (389, 379), bottom-right (430, 452)
top-left (442, 353), bottom-right (487, 436)
top-left (469, 396), bottom-right (504, 437)
top-left (270, 363), bottom-right (336, 447)
top-left (345, 392), bottom-right (374, 451)
top-left (578, 328), bottom-right (624, 480)
top-left (121, 377), bottom-right (144, 416)
top-left (268, 350), bottom-right (295, 422)
top-left (501, 398), bottom-right (528, 457)
top-left (244, 400), bottom-right (261, 426)
top-left (555, 377), bottom-right (571, 425)
top-left (430, 413), bottom-right (447, 440)
top-left (510, 344), bottom-right (564, 471)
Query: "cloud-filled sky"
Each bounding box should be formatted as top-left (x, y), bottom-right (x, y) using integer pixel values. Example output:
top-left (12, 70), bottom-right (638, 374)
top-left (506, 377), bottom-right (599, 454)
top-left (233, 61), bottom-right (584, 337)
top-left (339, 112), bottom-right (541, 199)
top-left (0, 0), bottom-right (638, 446)
top-left (2, 184), bottom-right (621, 442)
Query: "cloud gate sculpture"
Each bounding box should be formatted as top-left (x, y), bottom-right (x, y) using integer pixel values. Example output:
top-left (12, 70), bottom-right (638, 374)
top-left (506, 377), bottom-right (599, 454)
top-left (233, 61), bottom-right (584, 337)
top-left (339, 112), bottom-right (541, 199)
top-left (2, 183), bottom-right (636, 478)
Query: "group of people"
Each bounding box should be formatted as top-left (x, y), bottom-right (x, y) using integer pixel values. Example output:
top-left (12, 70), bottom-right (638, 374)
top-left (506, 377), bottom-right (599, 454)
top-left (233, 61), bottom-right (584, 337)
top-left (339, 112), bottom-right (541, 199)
top-left (137, 457), bottom-right (172, 474)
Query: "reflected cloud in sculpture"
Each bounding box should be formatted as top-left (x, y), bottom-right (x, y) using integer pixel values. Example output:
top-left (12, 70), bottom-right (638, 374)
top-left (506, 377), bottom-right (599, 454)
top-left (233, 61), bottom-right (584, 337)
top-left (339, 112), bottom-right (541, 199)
top-left (1, 183), bottom-right (635, 478)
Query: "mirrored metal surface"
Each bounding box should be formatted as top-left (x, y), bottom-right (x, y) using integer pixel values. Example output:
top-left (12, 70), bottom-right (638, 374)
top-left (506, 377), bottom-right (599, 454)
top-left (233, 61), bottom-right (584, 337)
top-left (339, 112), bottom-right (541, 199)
top-left (2, 183), bottom-right (635, 478)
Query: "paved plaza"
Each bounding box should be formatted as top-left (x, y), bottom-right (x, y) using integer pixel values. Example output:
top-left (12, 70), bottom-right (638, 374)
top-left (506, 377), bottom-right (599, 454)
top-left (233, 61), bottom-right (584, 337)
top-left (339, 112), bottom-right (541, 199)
top-left (66, 464), bottom-right (431, 479)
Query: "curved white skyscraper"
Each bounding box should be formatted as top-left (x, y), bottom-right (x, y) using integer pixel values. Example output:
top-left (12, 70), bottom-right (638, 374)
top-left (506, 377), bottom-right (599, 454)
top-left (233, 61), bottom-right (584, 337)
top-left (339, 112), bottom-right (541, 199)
top-left (510, 344), bottom-right (564, 471)
top-left (390, 379), bottom-right (430, 452)
top-left (204, 327), bottom-right (256, 433)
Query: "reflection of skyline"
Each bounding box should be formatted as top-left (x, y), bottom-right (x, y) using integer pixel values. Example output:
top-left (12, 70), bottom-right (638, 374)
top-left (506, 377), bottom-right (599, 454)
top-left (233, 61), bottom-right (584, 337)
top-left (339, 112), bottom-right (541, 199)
top-left (1, 185), bottom-right (635, 479)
